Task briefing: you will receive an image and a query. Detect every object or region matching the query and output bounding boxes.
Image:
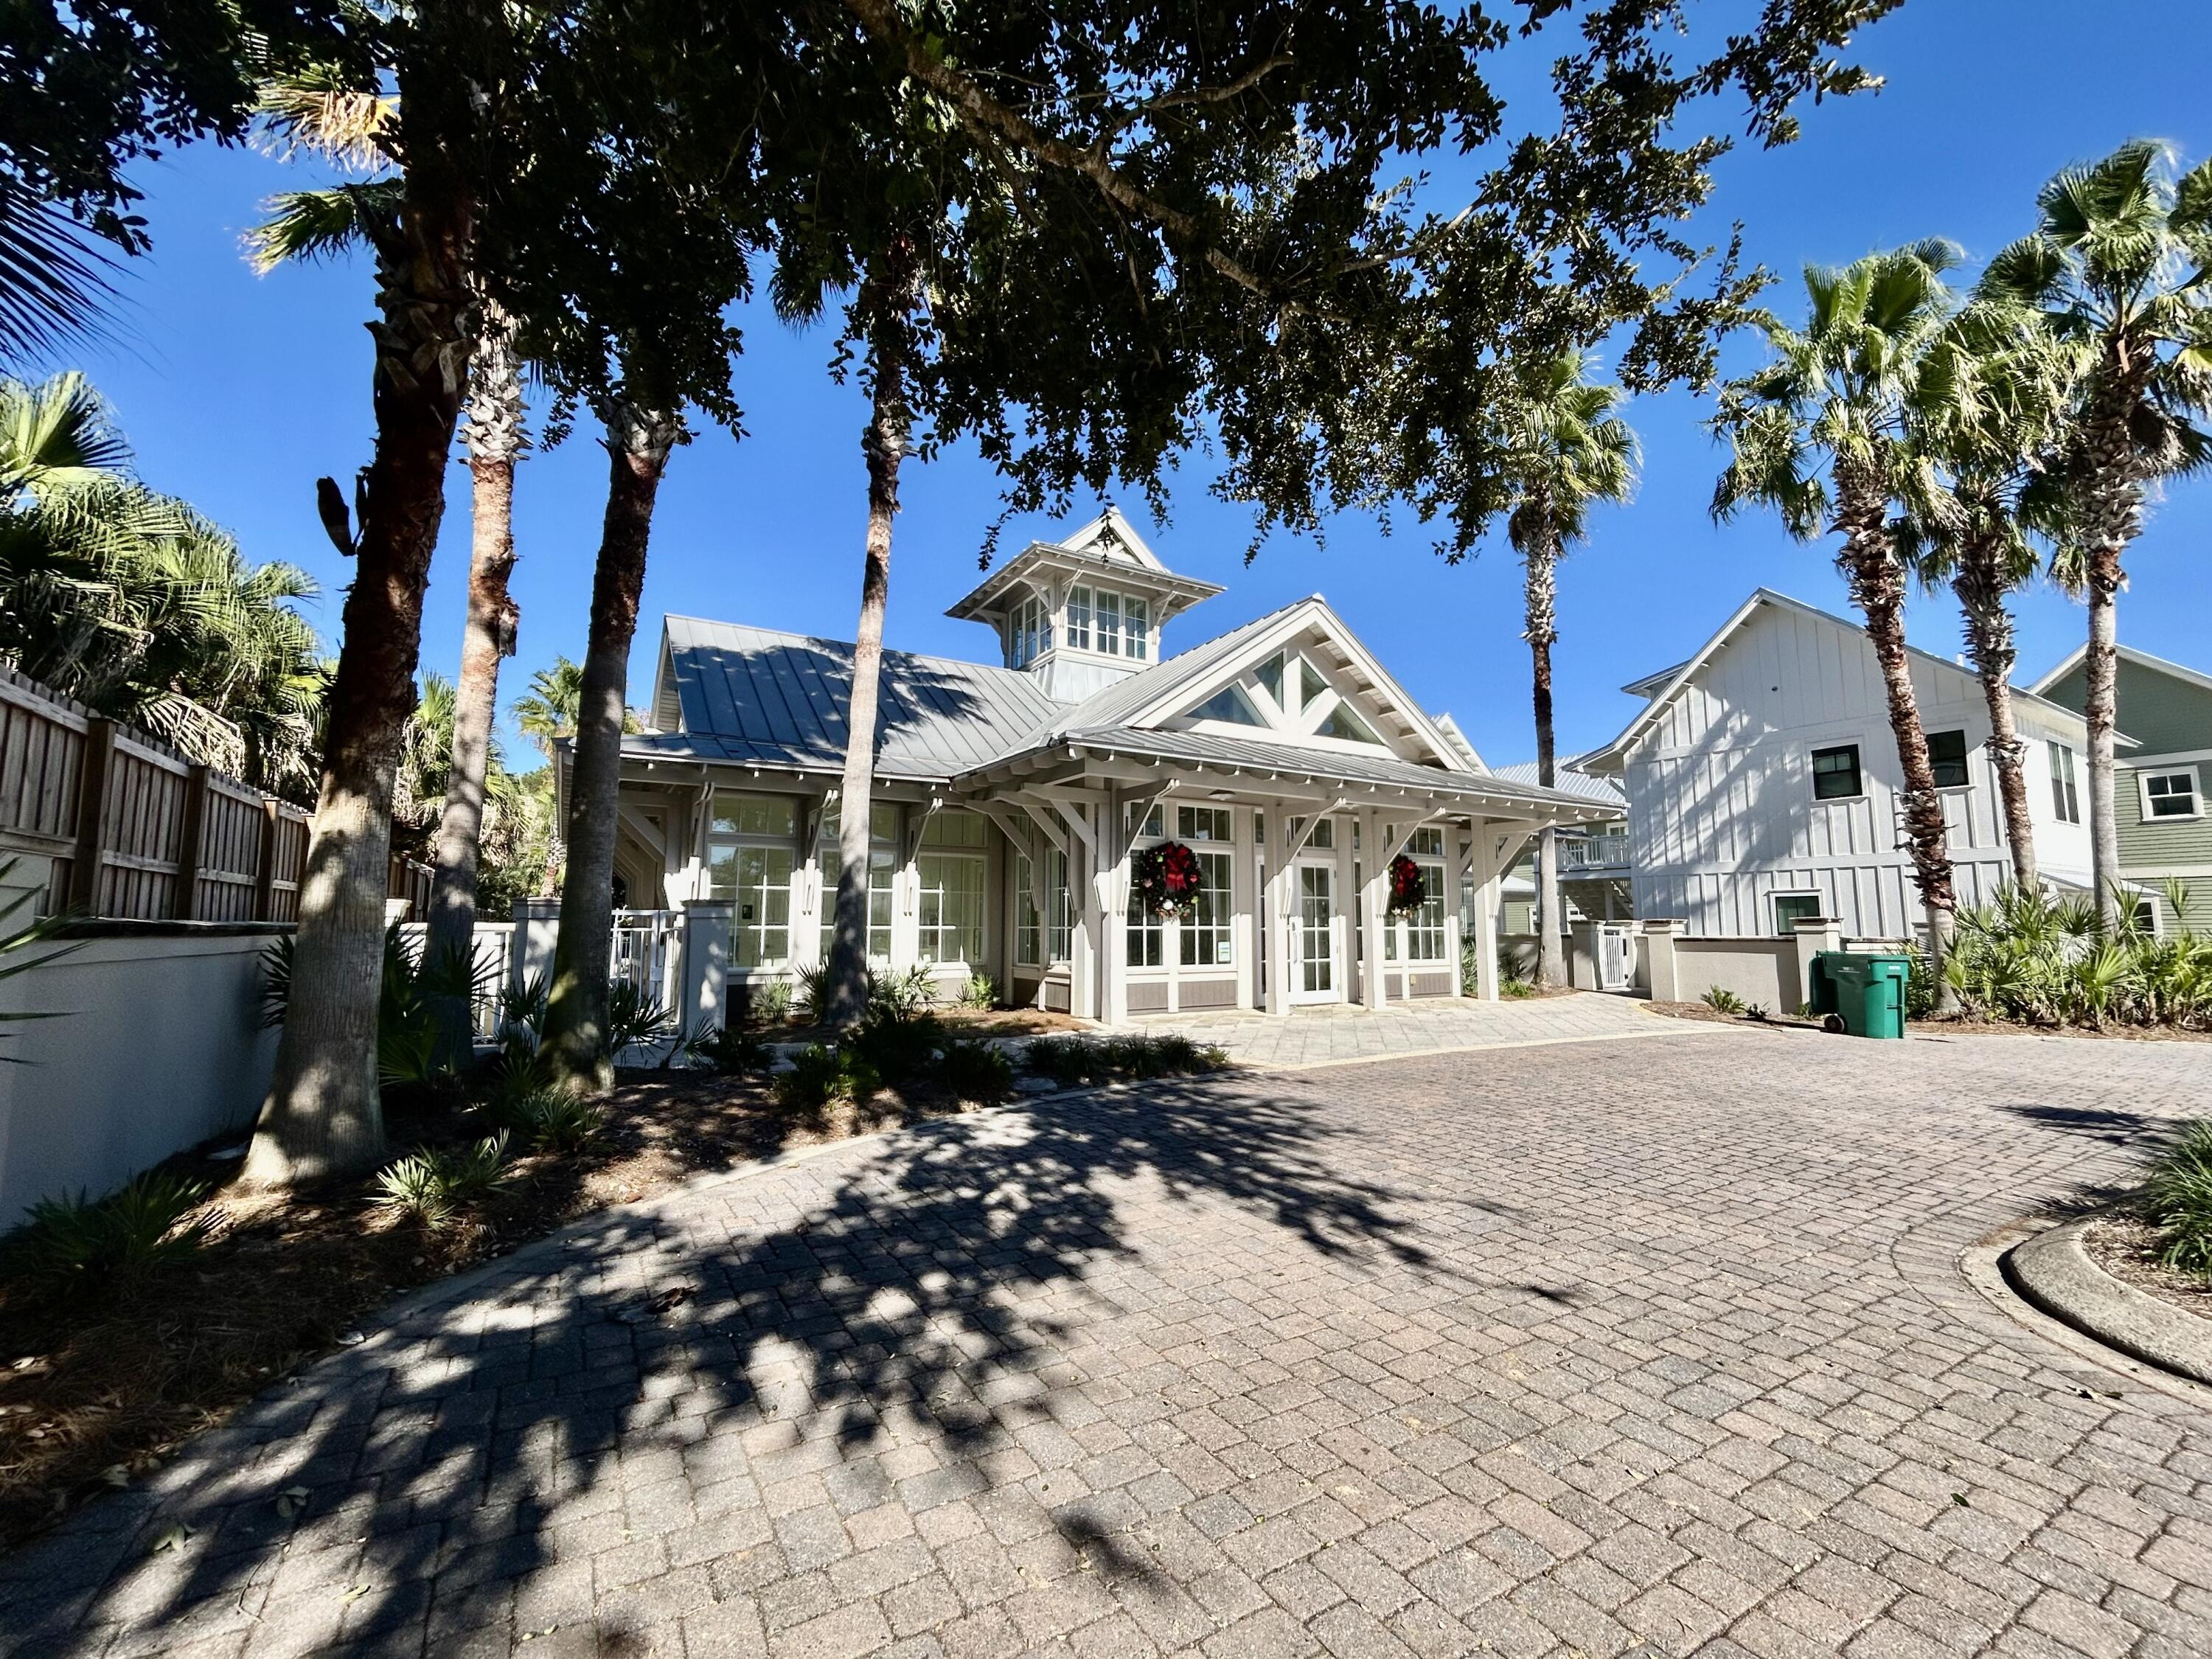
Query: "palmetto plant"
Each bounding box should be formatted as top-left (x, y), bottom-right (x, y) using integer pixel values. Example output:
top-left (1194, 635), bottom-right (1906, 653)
top-left (1712, 243), bottom-right (1965, 1000)
top-left (1944, 880), bottom-right (2212, 1030)
top-left (1493, 351), bottom-right (1638, 990)
top-left (0, 856), bottom-right (79, 1057)
top-left (1979, 141), bottom-right (2212, 928)
top-left (0, 373), bottom-right (324, 790)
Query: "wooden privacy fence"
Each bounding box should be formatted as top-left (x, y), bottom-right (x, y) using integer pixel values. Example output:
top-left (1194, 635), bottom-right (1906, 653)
top-left (0, 663), bottom-right (432, 922)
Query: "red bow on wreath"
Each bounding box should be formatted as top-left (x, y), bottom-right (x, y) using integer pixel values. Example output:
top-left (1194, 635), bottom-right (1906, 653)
top-left (1133, 841), bottom-right (1203, 916)
top-left (1385, 853), bottom-right (1426, 918)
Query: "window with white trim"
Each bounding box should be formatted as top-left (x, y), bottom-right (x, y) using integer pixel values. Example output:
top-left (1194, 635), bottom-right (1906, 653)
top-left (1926, 728), bottom-right (1969, 790)
top-left (706, 793), bottom-right (799, 968)
top-left (818, 802), bottom-right (898, 961)
top-left (1065, 587), bottom-right (1092, 650)
top-left (1383, 827), bottom-right (1447, 962)
top-left (1009, 592), bottom-right (1051, 667)
top-left (1096, 590), bottom-right (1121, 655)
top-left (917, 813), bottom-right (987, 964)
top-left (1772, 892), bottom-right (1823, 936)
top-left (1015, 853), bottom-right (1040, 966)
top-left (1048, 849), bottom-right (1071, 963)
top-left (1180, 850), bottom-right (1234, 967)
top-left (1177, 805), bottom-right (1232, 843)
top-left (2049, 742), bottom-right (2081, 824)
top-left (2141, 768), bottom-right (2202, 821)
top-left (1125, 598), bottom-right (1149, 661)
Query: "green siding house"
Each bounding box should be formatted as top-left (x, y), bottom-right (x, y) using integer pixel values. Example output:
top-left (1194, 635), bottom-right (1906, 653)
top-left (2032, 644), bottom-right (2212, 931)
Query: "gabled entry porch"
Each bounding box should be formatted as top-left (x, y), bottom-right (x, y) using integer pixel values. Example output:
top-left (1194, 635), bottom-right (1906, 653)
top-left (952, 728), bottom-right (1618, 1021)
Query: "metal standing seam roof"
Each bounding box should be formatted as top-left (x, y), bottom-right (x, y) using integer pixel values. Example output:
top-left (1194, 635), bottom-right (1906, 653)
top-left (1485, 761), bottom-right (1627, 807)
top-left (647, 616), bottom-right (1062, 779)
top-left (1017, 726), bottom-right (1618, 815)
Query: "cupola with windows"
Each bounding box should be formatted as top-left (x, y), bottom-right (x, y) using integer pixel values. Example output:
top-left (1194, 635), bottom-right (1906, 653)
top-left (944, 508), bottom-right (1224, 701)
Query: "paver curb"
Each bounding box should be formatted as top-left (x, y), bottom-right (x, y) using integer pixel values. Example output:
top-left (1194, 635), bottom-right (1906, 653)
top-left (2004, 1213), bottom-right (2212, 1388)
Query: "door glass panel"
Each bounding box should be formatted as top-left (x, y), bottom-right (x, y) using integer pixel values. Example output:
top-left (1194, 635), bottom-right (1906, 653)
top-left (1299, 866), bottom-right (1333, 993)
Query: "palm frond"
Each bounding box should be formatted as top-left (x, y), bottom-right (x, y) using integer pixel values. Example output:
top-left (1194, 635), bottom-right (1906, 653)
top-left (246, 182), bottom-right (403, 274)
top-left (0, 184), bottom-right (120, 365)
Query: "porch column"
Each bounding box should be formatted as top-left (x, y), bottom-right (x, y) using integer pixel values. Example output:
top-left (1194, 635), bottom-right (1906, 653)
top-left (512, 896), bottom-right (560, 998)
top-left (1443, 819), bottom-right (1466, 997)
top-left (1357, 807), bottom-right (1389, 1009)
top-left (1470, 821), bottom-right (1502, 1002)
top-left (1262, 809), bottom-right (1292, 1017)
top-left (1099, 798), bottom-right (1130, 1026)
top-left (679, 900), bottom-right (733, 1037)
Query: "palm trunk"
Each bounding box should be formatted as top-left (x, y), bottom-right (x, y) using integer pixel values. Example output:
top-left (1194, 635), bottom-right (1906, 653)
top-left (1523, 527), bottom-right (1567, 989)
top-left (825, 255), bottom-right (919, 1031)
top-left (425, 311), bottom-right (525, 1063)
top-left (543, 402), bottom-right (678, 1093)
top-left (1837, 472), bottom-right (1957, 1009)
top-left (246, 182), bottom-right (474, 1188)
top-left (2078, 354), bottom-right (2148, 931)
top-left (2084, 543), bottom-right (2123, 929)
top-left (1951, 529), bottom-right (2036, 892)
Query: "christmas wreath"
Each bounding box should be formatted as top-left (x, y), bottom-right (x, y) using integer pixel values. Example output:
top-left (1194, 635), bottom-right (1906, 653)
top-left (1132, 841), bottom-right (1203, 916)
top-left (1385, 853), bottom-right (1427, 919)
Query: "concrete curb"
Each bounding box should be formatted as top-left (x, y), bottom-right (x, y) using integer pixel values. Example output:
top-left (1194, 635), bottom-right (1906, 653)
top-left (2004, 1214), bottom-right (2212, 1388)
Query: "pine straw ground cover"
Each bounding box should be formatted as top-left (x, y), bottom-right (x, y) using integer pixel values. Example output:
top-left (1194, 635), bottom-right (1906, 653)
top-left (0, 1066), bottom-right (995, 1551)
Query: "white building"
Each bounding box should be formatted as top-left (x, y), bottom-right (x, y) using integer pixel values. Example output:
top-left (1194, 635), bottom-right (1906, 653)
top-left (593, 511), bottom-right (1613, 1021)
top-left (1580, 589), bottom-right (2098, 939)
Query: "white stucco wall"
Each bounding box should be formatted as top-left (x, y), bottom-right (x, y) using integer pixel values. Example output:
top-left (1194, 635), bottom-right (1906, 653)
top-left (0, 928), bottom-right (279, 1228)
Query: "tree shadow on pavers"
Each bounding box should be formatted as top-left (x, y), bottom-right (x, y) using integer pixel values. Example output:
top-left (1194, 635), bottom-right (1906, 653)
top-left (1996, 1102), bottom-right (2174, 1149)
top-left (10, 1074), bottom-right (1429, 1655)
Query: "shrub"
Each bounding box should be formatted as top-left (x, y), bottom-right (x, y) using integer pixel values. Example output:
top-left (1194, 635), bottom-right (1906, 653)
top-left (940, 1040), bottom-right (1014, 1102)
top-left (745, 978), bottom-right (793, 1027)
top-left (849, 1009), bottom-right (943, 1083)
top-left (1499, 976), bottom-right (1537, 1001)
top-left (503, 1091), bottom-right (604, 1154)
top-left (1901, 944), bottom-right (1936, 1021)
top-left (1700, 986), bottom-right (1747, 1015)
top-left (373, 1135), bottom-right (510, 1229)
top-left (772, 1043), bottom-right (880, 1114)
top-left (1, 1172), bottom-right (216, 1301)
top-left (871, 964), bottom-right (939, 1020)
top-left (686, 1021), bottom-right (771, 1074)
top-left (958, 974), bottom-right (996, 1012)
top-left (1941, 883), bottom-right (2212, 1030)
top-left (605, 978), bottom-right (676, 1060)
top-left (1022, 1034), bottom-right (1225, 1088)
top-left (2143, 1121), bottom-right (2212, 1276)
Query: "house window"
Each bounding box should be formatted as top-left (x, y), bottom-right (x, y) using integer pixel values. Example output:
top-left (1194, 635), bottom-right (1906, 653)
top-left (1300, 658), bottom-right (1329, 708)
top-left (1134, 802), bottom-right (1164, 838)
top-left (1127, 902), bottom-right (1163, 967)
top-left (818, 803), bottom-right (898, 961)
top-left (1812, 744), bottom-right (1862, 801)
top-left (1178, 806), bottom-right (1232, 843)
top-left (1187, 684), bottom-right (1265, 726)
top-left (1015, 854), bottom-right (1040, 966)
top-left (1126, 598), bottom-right (1150, 661)
top-left (2141, 769), bottom-right (2202, 821)
top-left (1927, 729), bottom-right (1970, 790)
top-left (1009, 593), bottom-right (1051, 667)
top-left (1291, 815), bottom-right (1335, 851)
top-left (1408, 827), bottom-right (1445, 857)
top-left (2049, 742), bottom-right (2081, 824)
top-left (1254, 653), bottom-right (1284, 710)
top-left (1048, 850), bottom-right (1072, 963)
top-left (1096, 591), bottom-right (1121, 655)
top-left (1066, 587), bottom-right (1091, 650)
top-left (917, 855), bottom-right (985, 964)
top-left (1406, 858), bottom-right (1446, 961)
top-left (706, 793), bottom-right (799, 968)
top-left (1315, 700), bottom-right (1384, 745)
top-left (1773, 893), bottom-right (1823, 936)
top-left (1175, 849), bottom-right (1233, 967)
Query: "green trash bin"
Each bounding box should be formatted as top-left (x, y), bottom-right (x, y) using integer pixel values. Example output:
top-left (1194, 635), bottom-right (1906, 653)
top-left (1816, 950), bottom-right (1909, 1039)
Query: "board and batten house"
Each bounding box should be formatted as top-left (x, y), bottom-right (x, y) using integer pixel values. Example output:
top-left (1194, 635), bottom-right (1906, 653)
top-left (2031, 642), bottom-right (2212, 933)
top-left (1579, 589), bottom-right (2101, 939)
top-left (584, 511), bottom-right (1611, 1023)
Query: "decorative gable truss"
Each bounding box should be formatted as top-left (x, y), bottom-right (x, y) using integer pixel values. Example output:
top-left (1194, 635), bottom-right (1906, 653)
top-left (1110, 602), bottom-right (1469, 770)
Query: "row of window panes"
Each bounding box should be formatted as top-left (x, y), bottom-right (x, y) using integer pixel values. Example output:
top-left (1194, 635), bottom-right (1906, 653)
top-left (1132, 804), bottom-right (1234, 842)
top-left (1015, 851), bottom-right (1071, 966)
top-left (1127, 849), bottom-right (1234, 967)
top-left (1813, 737), bottom-right (2104, 824)
top-left (1009, 593), bottom-right (1052, 667)
top-left (1065, 588), bottom-right (1149, 660)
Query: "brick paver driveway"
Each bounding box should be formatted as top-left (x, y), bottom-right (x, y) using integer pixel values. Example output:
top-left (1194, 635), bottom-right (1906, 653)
top-left (7, 1026), bottom-right (2212, 1659)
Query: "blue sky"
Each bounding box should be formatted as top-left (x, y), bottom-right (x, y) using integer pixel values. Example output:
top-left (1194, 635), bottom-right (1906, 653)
top-left (48, 0), bottom-right (2212, 771)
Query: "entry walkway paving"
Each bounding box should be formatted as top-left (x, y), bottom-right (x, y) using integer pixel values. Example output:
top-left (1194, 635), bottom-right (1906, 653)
top-left (7, 1029), bottom-right (2212, 1658)
top-left (1124, 991), bottom-right (1684, 1070)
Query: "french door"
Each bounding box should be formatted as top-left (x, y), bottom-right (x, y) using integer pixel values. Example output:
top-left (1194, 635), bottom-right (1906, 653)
top-left (1291, 862), bottom-right (1340, 1002)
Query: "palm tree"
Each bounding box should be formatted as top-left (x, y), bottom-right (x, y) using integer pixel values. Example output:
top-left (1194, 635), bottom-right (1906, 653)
top-left (0, 372), bottom-right (324, 788)
top-left (1494, 351), bottom-right (1637, 988)
top-left (1712, 243), bottom-right (1965, 994)
top-left (513, 655), bottom-right (585, 757)
top-left (1978, 142), bottom-right (2212, 928)
top-left (540, 397), bottom-right (684, 1092)
top-left (0, 179), bottom-right (118, 366)
top-left (1902, 299), bottom-right (2086, 891)
top-left (249, 77), bottom-right (529, 998)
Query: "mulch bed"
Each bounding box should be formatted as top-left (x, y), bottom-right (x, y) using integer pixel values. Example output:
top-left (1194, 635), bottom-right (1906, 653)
top-left (1906, 1015), bottom-right (2212, 1043)
top-left (2081, 1213), bottom-right (2212, 1321)
top-left (0, 1067), bottom-right (988, 1552)
top-left (765, 1006), bottom-right (1089, 1046)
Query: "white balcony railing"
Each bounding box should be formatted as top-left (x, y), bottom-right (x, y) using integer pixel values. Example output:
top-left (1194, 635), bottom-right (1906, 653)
top-left (1559, 834), bottom-right (1631, 873)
